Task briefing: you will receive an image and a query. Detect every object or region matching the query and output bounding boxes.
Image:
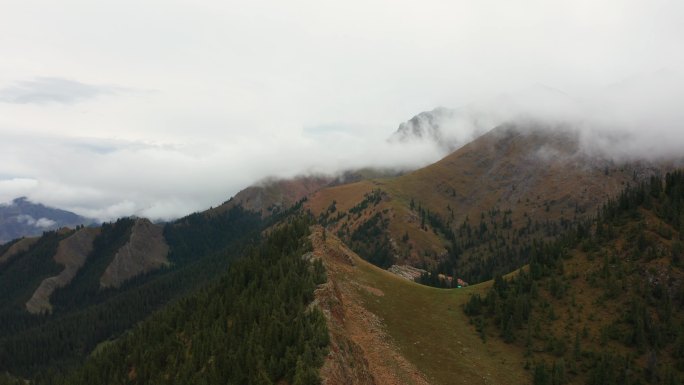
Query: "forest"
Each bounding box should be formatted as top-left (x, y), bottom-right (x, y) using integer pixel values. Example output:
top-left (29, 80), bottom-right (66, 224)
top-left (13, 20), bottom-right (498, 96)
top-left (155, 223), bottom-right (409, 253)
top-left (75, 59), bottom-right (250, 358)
top-left (465, 171), bottom-right (684, 384)
top-left (0, 206), bottom-right (263, 378)
top-left (32, 216), bottom-right (328, 385)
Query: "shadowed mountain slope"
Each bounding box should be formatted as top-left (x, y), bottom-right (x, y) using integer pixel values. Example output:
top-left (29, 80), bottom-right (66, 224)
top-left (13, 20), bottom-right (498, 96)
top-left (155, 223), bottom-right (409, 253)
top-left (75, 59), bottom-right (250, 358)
top-left (0, 197), bottom-right (93, 244)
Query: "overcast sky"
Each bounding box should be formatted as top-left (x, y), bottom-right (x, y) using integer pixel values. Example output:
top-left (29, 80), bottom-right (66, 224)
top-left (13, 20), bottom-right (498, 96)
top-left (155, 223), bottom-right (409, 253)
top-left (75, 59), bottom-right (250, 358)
top-left (1, 0), bottom-right (683, 220)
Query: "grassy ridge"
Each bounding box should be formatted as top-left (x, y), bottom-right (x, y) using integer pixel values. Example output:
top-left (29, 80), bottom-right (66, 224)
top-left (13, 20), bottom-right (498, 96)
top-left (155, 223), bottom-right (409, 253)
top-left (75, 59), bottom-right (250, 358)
top-left (337, 247), bottom-right (529, 384)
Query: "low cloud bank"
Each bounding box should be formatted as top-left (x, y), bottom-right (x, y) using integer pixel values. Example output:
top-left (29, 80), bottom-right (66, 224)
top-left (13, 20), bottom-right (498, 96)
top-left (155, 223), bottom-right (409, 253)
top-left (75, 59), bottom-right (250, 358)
top-left (399, 70), bottom-right (684, 161)
top-left (1, 71), bottom-right (682, 222)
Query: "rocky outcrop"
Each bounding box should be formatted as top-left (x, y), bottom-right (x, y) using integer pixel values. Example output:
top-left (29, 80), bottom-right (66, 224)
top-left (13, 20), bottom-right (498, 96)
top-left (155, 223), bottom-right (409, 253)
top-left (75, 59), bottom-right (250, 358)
top-left (25, 227), bottom-right (100, 314)
top-left (312, 231), bottom-right (377, 385)
top-left (0, 236), bottom-right (39, 265)
top-left (100, 219), bottom-right (169, 289)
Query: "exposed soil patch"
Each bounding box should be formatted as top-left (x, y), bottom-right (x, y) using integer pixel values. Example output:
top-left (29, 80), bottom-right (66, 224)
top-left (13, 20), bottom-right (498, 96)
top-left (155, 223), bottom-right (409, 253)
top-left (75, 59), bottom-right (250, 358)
top-left (0, 236), bottom-right (39, 265)
top-left (26, 227), bottom-right (100, 314)
top-left (100, 219), bottom-right (169, 288)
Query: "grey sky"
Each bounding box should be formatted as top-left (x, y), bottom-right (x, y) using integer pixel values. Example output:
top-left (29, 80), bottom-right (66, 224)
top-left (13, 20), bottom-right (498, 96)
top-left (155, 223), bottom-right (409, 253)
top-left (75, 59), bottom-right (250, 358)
top-left (0, 0), bottom-right (683, 220)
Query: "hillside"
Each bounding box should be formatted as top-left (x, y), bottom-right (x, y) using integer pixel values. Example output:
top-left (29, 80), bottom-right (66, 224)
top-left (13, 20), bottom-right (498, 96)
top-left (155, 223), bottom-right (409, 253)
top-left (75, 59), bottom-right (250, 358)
top-left (465, 171), bottom-right (684, 384)
top-left (212, 169), bottom-right (407, 218)
top-left (0, 206), bottom-right (264, 377)
top-left (214, 176), bottom-right (335, 217)
top-left (312, 225), bottom-right (529, 385)
top-left (0, 197), bottom-right (93, 244)
top-left (1, 123), bottom-right (681, 385)
top-left (307, 125), bottom-right (674, 284)
top-left (32, 217), bottom-right (328, 385)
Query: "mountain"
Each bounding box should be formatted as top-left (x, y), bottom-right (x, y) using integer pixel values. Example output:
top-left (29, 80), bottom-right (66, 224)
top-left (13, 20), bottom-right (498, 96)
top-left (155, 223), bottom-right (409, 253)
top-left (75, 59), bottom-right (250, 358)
top-left (0, 206), bottom-right (264, 376)
top-left (37, 218), bottom-right (328, 385)
top-left (0, 197), bottom-right (93, 244)
top-left (2, 112), bottom-right (684, 384)
top-left (391, 106), bottom-right (463, 151)
top-left (212, 169), bottom-right (406, 217)
top-left (308, 124), bottom-right (678, 284)
top-left (312, 225), bottom-right (528, 384)
top-left (213, 176), bottom-right (335, 217)
top-left (465, 171), bottom-right (684, 384)
top-left (390, 85), bottom-right (580, 153)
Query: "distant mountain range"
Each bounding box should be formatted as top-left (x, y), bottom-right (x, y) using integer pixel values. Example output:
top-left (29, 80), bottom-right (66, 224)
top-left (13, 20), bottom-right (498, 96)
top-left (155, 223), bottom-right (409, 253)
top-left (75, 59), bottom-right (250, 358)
top-left (0, 197), bottom-right (94, 243)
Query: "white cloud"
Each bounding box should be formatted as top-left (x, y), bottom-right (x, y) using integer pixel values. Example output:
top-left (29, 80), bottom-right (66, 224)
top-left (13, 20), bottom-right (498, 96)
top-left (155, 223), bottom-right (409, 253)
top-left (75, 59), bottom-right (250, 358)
top-left (0, 178), bottom-right (39, 204)
top-left (0, 0), bottom-right (682, 220)
top-left (35, 217), bottom-right (57, 228)
top-left (16, 214), bottom-right (36, 226)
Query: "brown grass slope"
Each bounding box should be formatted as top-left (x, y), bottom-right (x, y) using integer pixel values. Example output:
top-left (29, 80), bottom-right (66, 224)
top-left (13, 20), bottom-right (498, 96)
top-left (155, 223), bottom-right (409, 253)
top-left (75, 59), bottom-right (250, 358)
top-left (212, 169), bottom-right (406, 218)
top-left (464, 177), bottom-right (684, 384)
top-left (213, 176), bottom-right (335, 217)
top-left (0, 236), bottom-right (39, 265)
top-left (25, 227), bottom-right (100, 314)
top-left (100, 218), bottom-right (169, 289)
top-left (307, 125), bottom-right (672, 273)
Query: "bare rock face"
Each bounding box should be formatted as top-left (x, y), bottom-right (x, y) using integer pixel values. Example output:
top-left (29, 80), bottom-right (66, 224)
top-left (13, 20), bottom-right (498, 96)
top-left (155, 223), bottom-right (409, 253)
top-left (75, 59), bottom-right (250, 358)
top-left (100, 219), bottom-right (170, 289)
top-left (0, 237), bottom-right (39, 265)
top-left (25, 227), bottom-right (100, 314)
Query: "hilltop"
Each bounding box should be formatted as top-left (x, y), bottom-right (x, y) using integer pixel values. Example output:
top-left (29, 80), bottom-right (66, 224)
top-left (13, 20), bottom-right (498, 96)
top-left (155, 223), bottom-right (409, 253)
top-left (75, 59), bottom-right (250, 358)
top-left (306, 124), bottom-right (675, 284)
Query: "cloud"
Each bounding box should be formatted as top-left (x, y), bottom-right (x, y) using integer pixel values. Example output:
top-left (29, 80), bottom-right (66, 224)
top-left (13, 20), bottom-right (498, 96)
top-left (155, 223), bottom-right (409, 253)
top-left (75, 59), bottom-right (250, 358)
top-left (0, 0), bottom-right (682, 221)
top-left (0, 77), bottom-right (123, 105)
top-left (0, 128), bottom-right (440, 222)
top-left (396, 70), bottom-right (684, 162)
top-left (15, 214), bottom-right (36, 226)
top-left (0, 178), bottom-right (39, 204)
top-left (1, 70), bottom-right (683, 223)
top-left (13, 214), bottom-right (57, 228)
top-left (35, 217), bottom-right (57, 228)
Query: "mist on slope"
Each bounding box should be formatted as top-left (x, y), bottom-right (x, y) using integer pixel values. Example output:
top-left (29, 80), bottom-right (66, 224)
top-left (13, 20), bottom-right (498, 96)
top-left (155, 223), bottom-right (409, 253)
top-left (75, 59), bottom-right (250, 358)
top-left (395, 70), bottom-right (684, 162)
top-left (0, 128), bottom-right (440, 221)
top-left (1, 71), bottom-right (683, 222)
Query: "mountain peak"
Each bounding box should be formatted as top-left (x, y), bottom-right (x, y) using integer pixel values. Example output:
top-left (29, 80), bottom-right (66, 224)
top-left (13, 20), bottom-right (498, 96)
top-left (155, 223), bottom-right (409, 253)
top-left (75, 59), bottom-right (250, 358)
top-left (0, 197), bottom-right (93, 244)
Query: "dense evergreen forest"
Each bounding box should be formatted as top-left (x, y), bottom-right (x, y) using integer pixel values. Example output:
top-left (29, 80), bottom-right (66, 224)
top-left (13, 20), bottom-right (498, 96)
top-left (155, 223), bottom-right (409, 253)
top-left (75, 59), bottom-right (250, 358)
top-left (317, 189), bottom-right (396, 269)
top-left (415, 204), bottom-right (582, 287)
top-left (465, 171), bottom-right (684, 384)
top-left (33, 216), bottom-right (328, 385)
top-left (0, 206), bottom-right (263, 378)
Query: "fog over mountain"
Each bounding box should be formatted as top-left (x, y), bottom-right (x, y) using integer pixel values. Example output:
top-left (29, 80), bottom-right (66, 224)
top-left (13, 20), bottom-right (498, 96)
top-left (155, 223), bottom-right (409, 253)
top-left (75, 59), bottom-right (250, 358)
top-left (392, 71), bottom-right (684, 161)
top-left (0, 0), bottom-right (683, 221)
top-left (0, 197), bottom-right (92, 243)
